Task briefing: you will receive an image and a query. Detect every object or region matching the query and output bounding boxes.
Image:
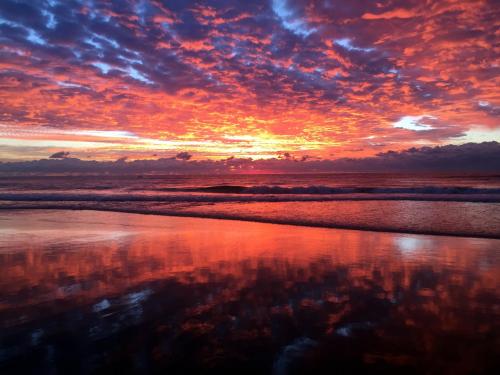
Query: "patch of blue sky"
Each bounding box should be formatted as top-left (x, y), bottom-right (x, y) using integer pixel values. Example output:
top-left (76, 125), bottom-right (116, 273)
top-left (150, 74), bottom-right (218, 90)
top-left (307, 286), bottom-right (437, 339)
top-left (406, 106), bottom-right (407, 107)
top-left (85, 38), bottom-right (102, 49)
top-left (126, 66), bottom-right (153, 84)
top-left (134, 0), bottom-right (148, 25)
top-left (334, 38), bottom-right (374, 52)
top-left (93, 34), bottom-right (119, 49)
top-left (272, 0), bottom-right (316, 37)
top-left (119, 55), bottom-right (144, 65)
top-left (0, 17), bottom-right (47, 45)
top-left (92, 62), bottom-right (112, 74)
top-left (42, 10), bottom-right (57, 29)
top-left (57, 81), bottom-right (85, 88)
top-left (75, 130), bottom-right (139, 139)
top-left (393, 115), bottom-right (436, 131)
top-left (91, 62), bottom-right (152, 84)
top-left (452, 126), bottom-right (500, 144)
top-left (27, 29), bottom-right (46, 45)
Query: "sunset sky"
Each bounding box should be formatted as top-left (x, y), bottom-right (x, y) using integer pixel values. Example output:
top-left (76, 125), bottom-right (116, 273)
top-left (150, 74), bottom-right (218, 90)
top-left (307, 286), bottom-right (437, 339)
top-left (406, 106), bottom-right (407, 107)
top-left (0, 0), bottom-right (498, 161)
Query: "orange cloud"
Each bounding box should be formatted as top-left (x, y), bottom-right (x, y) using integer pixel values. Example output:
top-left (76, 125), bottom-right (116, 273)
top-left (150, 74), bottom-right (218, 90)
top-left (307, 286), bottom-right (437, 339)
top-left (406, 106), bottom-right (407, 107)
top-left (0, 0), bottom-right (497, 161)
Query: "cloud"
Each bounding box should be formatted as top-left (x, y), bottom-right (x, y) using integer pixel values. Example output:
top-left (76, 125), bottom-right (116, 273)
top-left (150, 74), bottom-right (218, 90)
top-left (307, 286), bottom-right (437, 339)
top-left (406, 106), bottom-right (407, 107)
top-left (0, 0), bottom-right (497, 161)
top-left (1, 142), bottom-right (498, 174)
top-left (49, 151), bottom-right (70, 159)
top-left (362, 9), bottom-right (417, 20)
top-left (175, 151), bottom-right (192, 160)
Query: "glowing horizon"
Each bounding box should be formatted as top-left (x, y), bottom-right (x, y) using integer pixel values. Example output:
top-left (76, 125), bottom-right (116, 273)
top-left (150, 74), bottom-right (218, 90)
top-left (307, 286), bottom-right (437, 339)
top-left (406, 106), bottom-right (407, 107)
top-left (0, 0), bottom-right (498, 161)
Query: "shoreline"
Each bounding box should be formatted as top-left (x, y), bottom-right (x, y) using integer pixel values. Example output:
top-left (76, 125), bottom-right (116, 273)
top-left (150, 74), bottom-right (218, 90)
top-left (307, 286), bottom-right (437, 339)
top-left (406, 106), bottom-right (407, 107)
top-left (3, 206), bottom-right (500, 240)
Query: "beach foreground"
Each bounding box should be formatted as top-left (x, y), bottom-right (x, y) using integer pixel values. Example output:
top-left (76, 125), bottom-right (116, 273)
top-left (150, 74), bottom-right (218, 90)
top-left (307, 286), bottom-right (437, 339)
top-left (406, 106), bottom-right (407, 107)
top-left (0, 210), bottom-right (499, 374)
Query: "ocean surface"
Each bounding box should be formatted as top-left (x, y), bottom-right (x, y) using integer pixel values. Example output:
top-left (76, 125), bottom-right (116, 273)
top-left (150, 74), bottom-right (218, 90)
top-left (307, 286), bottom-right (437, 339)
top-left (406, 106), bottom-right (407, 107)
top-left (0, 210), bottom-right (499, 374)
top-left (1, 173), bottom-right (500, 237)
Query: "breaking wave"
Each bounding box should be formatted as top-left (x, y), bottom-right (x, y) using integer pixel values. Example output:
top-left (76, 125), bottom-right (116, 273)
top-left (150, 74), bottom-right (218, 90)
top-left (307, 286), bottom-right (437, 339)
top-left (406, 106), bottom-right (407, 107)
top-left (145, 185), bottom-right (500, 195)
top-left (0, 192), bottom-right (500, 203)
top-left (2, 185), bottom-right (500, 204)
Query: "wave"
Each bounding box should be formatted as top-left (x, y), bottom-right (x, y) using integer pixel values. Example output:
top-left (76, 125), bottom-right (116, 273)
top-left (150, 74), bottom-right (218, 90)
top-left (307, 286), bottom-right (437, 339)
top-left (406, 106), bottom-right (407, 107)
top-left (147, 185), bottom-right (500, 195)
top-left (1, 191), bottom-right (500, 203)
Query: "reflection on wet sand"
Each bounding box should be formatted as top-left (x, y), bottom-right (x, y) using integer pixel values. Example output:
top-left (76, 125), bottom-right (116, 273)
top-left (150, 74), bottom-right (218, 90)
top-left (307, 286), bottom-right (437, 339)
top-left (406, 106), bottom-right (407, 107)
top-left (0, 210), bottom-right (499, 374)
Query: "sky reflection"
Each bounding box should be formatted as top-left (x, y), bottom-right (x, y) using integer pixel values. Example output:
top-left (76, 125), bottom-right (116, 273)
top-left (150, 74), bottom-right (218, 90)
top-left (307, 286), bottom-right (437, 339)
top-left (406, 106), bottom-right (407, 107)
top-left (0, 210), bottom-right (498, 374)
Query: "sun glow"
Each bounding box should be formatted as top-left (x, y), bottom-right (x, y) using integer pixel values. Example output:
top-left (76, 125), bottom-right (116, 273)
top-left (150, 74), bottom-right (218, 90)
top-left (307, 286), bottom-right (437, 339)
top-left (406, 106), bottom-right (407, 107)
top-left (0, 124), bottom-right (339, 161)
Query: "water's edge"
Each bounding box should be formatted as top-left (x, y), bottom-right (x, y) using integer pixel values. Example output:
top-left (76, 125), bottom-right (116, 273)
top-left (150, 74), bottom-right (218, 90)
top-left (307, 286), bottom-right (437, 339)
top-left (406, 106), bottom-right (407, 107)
top-left (3, 206), bottom-right (499, 240)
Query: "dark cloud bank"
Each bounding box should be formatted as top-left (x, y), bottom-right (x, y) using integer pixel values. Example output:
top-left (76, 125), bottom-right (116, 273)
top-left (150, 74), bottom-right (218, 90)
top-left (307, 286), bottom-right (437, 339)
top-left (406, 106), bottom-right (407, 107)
top-left (0, 142), bottom-right (499, 174)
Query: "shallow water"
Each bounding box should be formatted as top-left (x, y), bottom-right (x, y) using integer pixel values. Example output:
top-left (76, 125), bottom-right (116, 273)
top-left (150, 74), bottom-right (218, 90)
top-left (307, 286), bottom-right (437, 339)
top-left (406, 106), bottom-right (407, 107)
top-left (1, 173), bottom-right (500, 238)
top-left (0, 210), bottom-right (499, 374)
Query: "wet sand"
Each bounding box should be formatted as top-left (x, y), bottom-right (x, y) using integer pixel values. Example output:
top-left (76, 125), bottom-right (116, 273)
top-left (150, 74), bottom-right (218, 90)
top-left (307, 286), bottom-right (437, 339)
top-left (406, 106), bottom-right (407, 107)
top-left (0, 210), bottom-right (499, 374)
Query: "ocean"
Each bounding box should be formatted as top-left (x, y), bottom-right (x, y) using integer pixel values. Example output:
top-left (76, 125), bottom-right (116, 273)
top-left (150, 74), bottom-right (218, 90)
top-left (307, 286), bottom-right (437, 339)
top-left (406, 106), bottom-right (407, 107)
top-left (1, 174), bottom-right (499, 373)
top-left (1, 173), bottom-right (500, 238)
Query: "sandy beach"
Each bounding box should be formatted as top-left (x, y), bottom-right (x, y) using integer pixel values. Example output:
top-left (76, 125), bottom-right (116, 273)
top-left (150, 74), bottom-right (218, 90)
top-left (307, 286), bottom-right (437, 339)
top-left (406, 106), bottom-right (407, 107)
top-left (1, 210), bottom-right (498, 373)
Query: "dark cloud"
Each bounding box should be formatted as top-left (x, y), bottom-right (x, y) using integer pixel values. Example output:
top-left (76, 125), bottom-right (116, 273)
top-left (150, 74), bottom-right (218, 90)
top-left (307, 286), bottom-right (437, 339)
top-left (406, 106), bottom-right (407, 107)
top-left (175, 151), bottom-right (192, 160)
top-left (1, 143), bottom-right (498, 174)
top-left (49, 151), bottom-right (70, 159)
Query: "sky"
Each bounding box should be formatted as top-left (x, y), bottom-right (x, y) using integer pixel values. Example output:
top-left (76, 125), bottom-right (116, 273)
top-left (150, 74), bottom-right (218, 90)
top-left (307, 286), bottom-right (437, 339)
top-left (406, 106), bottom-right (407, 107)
top-left (0, 0), bottom-right (498, 161)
